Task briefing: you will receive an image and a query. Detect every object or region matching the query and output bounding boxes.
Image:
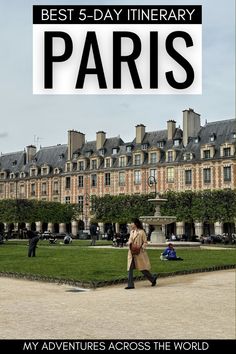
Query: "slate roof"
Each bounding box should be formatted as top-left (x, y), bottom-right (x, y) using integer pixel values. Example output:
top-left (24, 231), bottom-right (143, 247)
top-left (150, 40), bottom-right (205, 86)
top-left (184, 119), bottom-right (236, 161)
top-left (0, 151), bottom-right (25, 173)
top-left (34, 144), bottom-right (68, 168)
top-left (0, 145), bottom-right (68, 176)
top-left (0, 119), bottom-right (235, 176)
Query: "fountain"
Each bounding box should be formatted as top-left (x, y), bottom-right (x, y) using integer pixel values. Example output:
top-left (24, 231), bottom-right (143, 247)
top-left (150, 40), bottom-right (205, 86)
top-left (140, 193), bottom-right (176, 243)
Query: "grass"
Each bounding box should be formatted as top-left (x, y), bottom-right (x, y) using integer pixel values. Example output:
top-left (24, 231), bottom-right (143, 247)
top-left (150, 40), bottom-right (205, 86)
top-left (0, 240), bottom-right (235, 286)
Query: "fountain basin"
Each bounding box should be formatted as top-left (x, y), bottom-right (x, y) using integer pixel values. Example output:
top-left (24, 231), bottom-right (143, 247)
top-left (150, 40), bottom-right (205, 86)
top-left (140, 216), bottom-right (176, 243)
top-left (140, 195), bottom-right (176, 243)
top-left (140, 216), bottom-right (176, 225)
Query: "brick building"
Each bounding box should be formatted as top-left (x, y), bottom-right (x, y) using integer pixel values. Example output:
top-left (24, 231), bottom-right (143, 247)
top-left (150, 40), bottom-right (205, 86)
top-left (0, 108), bottom-right (235, 237)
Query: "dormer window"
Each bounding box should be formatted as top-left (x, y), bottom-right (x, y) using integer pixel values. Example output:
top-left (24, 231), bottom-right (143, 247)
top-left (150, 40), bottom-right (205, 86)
top-left (54, 168), bottom-right (59, 174)
top-left (10, 173), bottom-right (15, 179)
top-left (232, 132), bottom-right (236, 139)
top-left (41, 167), bottom-right (48, 175)
top-left (20, 172), bottom-right (25, 178)
top-left (201, 145), bottom-right (215, 159)
top-left (134, 154), bottom-right (141, 165)
top-left (99, 149), bottom-right (105, 156)
top-left (59, 153), bottom-right (64, 160)
top-left (126, 146), bottom-right (132, 153)
top-left (91, 159), bottom-right (97, 169)
top-left (85, 150), bottom-right (92, 157)
top-left (12, 160), bottom-right (17, 166)
top-left (112, 147), bottom-right (118, 155)
top-left (157, 141), bottom-right (164, 148)
top-left (73, 153), bottom-right (79, 159)
top-left (173, 140), bottom-right (180, 147)
top-left (141, 143), bottom-right (148, 150)
top-left (167, 150), bottom-right (174, 162)
top-left (150, 152), bottom-right (157, 164)
top-left (119, 156), bottom-right (126, 167)
top-left (105, 158), bottom-right (111, 168)
top-left (194, 137), bottom-right (199, 143)
top-left (203, 150), bottom-right (210, 159)
top-left (210, 134), bottom-right (215, 142)
top-left (30, 168), bottom-right (37, 177)
top-left (223, 147), bottom-right (231, 157)
top-left (0, 172), bottom-right (6, 179)
top-left (78, 161), bottom-right (85, 171)
top-left (66, 162), bottom-right (71, 172)
top-left (183, 152), bottom-right (193, 161)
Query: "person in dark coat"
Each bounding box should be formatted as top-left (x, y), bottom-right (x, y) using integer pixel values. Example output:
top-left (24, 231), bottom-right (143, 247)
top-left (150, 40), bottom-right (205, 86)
top-left (27, 230), bottom-right (40, 257)
top-left (89, 223), bottom-right (97, 246)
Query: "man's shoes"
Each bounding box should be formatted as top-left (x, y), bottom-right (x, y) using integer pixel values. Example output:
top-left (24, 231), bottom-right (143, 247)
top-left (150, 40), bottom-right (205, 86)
top-left (151, 275), bottom-right (158, 287)
top-left (125, 286), bottom-right (135, 290)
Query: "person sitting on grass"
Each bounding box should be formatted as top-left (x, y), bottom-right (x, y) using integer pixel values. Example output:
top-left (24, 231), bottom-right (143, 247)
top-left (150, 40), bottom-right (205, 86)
top-left (64, 234), bottom-right (72, 244)
top-left (160, 243), bottom-right (183, 261)
top-left (49, 235), bottom-right (57, 244)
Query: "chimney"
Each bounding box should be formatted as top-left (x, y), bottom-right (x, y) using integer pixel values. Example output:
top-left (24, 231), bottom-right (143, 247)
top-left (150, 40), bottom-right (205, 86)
top-left (135, 124), bottom-right (146, 144)
top-left (68, 130), bottom-right (85, 160)
top-left (167, 120), bottom-right (176, 140)
top-left (96, 131), bottom-right (106, 150)
top-left (26, 145), bottom-right (36, 164)
top-left (183, 108), bottom-right (201, 146)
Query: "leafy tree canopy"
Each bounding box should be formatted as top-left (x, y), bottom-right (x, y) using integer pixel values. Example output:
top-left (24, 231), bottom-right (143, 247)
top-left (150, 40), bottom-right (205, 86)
top-left (0, 199), bottom-right (79, 224)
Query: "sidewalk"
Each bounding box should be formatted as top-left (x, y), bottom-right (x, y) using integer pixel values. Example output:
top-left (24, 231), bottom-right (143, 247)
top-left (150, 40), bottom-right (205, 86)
top-left (0, 269), bottom-right (235, 339)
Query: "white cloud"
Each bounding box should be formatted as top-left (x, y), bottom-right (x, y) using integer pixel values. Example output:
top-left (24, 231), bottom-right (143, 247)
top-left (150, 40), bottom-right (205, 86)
top-left (0, 0), bottom-right (235, 153)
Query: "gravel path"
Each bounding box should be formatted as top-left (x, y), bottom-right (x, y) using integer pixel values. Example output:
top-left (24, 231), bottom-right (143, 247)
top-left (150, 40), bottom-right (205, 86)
top-left (0, 269), bottom-right (235, 339)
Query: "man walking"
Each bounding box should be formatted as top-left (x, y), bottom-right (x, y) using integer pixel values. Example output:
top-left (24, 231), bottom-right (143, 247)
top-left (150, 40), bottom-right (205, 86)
top-left (27, 230), bottom-right (40, 257)
top-left (89, 223), bottom-right (97, 246)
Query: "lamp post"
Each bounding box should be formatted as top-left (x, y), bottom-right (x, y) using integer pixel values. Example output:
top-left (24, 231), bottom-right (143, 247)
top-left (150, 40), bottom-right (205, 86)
top-left (14, 177), bottom-right (19, 238)
top-left (84, 192), bottom-right (90, 230)
top-left (148, 175), bottom-right (157, 198)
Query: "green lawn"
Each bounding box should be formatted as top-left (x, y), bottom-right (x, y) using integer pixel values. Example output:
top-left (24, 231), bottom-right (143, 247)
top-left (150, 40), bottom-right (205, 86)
top-left (0, 240), bottom-right (235, 286)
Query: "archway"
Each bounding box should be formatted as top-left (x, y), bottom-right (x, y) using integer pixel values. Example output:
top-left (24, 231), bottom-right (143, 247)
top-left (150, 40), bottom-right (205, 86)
top-left (166, 222), bottom-right (176, 240)
top-left (0, 223), bottom-right (4, 233)
top-left (184, 222), bottom-right (195, 241)
top-left (42, 222), bottom-right (48, 232)
top-left (203, 222), bottom-right (214, 236)
top-left (31, 222), bottom-right (36, 231)
top-left (104, 223), bottom-right (114, 240)
top-left (66, 223), bottom-right (71, 233)
top-left (18, 222), bottom-right (26, 239)
top-left (78, 220), bottom-right (84, 231)
top-left (223, 222), bottom-right (235, 235)
top-left (53, 223), bottom-right (59, 233)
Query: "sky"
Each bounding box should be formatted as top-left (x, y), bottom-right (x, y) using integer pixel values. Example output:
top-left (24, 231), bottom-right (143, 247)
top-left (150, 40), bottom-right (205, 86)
top-left (0, 0), bottom-right (235, 154)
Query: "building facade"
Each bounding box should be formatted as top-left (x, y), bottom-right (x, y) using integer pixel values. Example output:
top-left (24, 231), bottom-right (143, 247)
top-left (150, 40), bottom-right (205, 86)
top-left (0, 108), bottom-right (235, 237)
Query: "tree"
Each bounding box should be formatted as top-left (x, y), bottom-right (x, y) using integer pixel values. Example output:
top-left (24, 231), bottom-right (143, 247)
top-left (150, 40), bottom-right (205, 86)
top-left (91, 194), bottom-right (155, 224)
top-left (0, 199), bottom-right (79, 225)
top-left (161, 189), bottom-right (236, 224)
top-left (161, 190), bottom-right (194, 222)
